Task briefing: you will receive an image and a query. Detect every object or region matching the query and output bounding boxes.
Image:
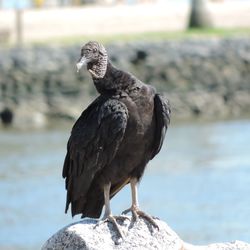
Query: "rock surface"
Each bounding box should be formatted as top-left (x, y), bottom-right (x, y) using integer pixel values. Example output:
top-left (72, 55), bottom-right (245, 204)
top-left (42, 217), bottom-right (250, 250)
top-left (42, 217), bottom-right (182, 250)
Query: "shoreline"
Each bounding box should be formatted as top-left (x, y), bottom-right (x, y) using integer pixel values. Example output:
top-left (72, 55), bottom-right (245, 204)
top-left (0, 37), bottom-right (250, 128)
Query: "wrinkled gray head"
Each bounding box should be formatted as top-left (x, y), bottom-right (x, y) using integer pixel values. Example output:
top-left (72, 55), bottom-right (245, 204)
top-left (76, 41), bottom-right (108, 79)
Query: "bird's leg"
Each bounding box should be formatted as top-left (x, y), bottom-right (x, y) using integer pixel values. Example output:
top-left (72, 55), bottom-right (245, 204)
top-left (103, 182), bottom-right (112, 219)
top-left (95, 182), bottom-right (125, 239)
top-left (122, 178), bottom-right (159, 230)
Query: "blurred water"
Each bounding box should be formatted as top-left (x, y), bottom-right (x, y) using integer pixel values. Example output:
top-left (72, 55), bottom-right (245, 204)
top-left (0, 119), bottom-right (250, 249)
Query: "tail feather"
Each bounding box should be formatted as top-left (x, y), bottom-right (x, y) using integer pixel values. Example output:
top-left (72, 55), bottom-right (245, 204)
top-left (68, 181), bottom-right (104, 218)
top-left (81, 187), bottom-right (104, 218)
top-left (66, 178), bottom-right (130, 218)
top-left (110, 178), bottom-right (130, 199)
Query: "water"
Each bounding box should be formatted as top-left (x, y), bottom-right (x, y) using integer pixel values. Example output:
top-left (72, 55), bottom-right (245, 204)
top-left (0, 119), bottom-right (250, 249)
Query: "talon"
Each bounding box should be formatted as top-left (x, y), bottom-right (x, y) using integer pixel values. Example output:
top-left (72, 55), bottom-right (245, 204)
top-left (94, 214), bottom-right (125, 239)
top-left (136, 210), bottom-right (159, 230)
top-left (94, 218), bottom-right (107, 229)
top-left (114, 215), bottom-right (130, 222)
top-left (122, 208), bottom-right (131, 215)
top-left (122, 205), bottom-right (158, 230)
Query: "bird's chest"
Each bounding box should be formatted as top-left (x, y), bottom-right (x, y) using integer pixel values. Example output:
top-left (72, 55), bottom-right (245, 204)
top-left (110, 96), bottom-right (155, 179)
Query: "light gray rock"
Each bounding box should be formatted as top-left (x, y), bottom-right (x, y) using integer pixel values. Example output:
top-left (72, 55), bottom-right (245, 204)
top-left (42, 217), bottom-right (250, 250)
top-left (42, 217), bottom-right (183, 250)
top-left (184, 241), bottom-right (250, 250)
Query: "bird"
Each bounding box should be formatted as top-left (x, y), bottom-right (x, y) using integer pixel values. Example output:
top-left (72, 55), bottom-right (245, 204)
top-left (62, 41), bottom-right (171, 238)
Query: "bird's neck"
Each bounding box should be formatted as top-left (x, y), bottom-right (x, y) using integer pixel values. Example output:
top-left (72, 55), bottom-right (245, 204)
top-left (93, 61), bottom-right (136, 96)
top-left (87, 55), bottom-right (107, 79)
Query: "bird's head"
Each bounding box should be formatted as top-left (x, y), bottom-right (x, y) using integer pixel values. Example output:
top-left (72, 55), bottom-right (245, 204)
top-left (76, 41), bottom-right (108, 79)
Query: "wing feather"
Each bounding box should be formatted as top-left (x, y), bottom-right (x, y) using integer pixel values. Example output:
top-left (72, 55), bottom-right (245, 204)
top-left (63, 97), bottom-right (128, 216)
top-left (151, 94), bottom-right (171, 159)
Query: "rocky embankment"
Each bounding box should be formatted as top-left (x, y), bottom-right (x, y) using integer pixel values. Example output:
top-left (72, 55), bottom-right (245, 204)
top-left (0, 38), bottom-right (250, 128)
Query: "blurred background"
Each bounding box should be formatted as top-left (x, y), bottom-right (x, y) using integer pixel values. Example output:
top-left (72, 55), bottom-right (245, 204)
top-left (0, 0), bottom-right (250, 249)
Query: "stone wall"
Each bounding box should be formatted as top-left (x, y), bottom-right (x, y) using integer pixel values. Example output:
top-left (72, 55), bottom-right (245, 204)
top-left (0, 38), bottom-right (250, 127)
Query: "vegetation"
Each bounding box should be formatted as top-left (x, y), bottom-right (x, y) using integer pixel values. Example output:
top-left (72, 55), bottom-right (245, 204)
top-left (32, 28), bottom-right (250, 46)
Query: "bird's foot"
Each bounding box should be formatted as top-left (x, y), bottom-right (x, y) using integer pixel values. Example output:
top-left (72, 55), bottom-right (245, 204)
top-left (122, 205), bottom-right (159, 230)
top-left (94, 214), bottom-right (129, 239)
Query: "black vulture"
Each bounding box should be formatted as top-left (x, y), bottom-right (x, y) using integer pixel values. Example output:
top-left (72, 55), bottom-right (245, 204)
top-left (63, 41), bottom-right (171, 237)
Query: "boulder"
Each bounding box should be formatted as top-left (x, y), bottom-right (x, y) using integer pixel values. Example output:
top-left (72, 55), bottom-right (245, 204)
top-left (41, 217), bottom-right (250, 250)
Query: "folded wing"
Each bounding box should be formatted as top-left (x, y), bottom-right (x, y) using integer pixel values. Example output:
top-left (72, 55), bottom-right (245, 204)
top-left (151, 94), bottom-right (171, 159)
top-left (63, 97), bottom-right (128, 216)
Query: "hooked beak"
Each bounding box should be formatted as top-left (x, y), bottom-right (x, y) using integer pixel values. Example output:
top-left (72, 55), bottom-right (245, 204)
top-left (76, 56), bottom-right (88, 73)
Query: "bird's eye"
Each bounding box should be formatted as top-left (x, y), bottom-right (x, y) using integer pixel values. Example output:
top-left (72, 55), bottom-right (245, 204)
top-left (93, 48), bottom-right (97, 53)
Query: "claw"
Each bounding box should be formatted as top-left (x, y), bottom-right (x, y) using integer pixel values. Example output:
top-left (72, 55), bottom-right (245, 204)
top-left (114, 215), bottom-right (131, 222)
top-left (122, 208), bottom-right (131, 215)
top-left (94, 214), bottom-right (126, 239)
top-left (122, 205), bottom-right (159, 230)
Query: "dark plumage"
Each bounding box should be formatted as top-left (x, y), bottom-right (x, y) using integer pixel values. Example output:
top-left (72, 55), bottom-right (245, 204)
top-left (63, 41), bottom-right (170, 237)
